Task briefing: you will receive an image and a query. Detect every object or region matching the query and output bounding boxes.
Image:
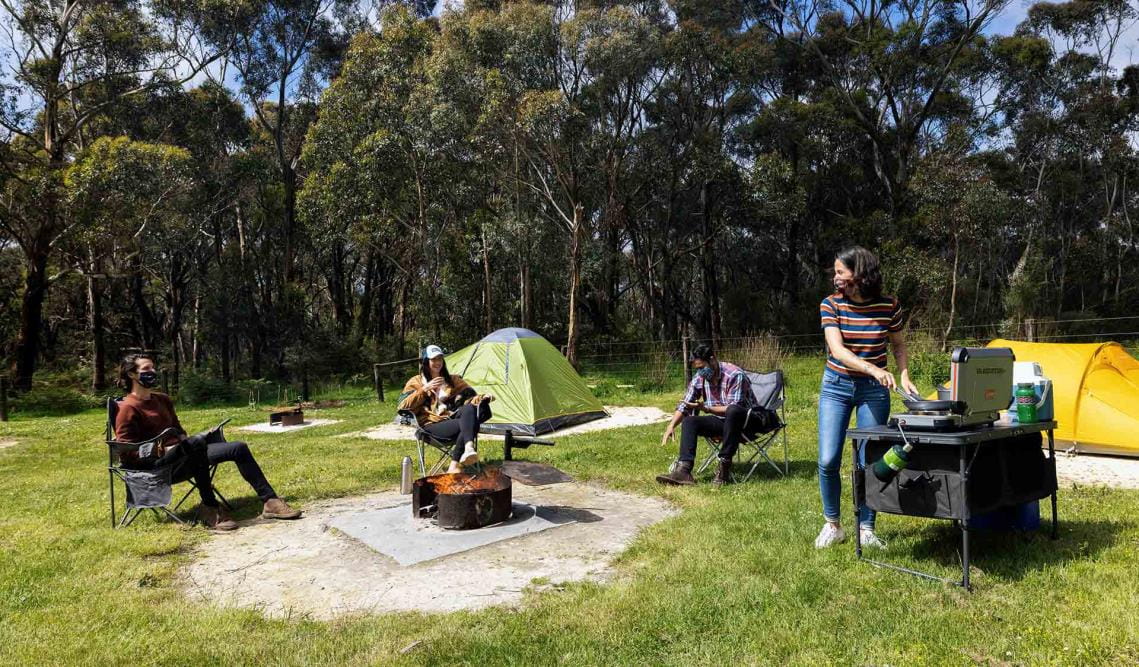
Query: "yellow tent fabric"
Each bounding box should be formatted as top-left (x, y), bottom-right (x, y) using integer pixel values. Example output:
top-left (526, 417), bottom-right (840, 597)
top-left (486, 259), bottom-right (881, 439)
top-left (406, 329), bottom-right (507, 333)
top-left (988, 339), bottom-right (1139, 456)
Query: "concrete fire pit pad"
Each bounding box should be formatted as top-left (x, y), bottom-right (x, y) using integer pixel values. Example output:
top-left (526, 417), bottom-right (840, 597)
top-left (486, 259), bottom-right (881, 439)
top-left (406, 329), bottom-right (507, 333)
top-left (329, 502), bottom-right (566, 566)
top-left (180, 481), bottom-right (676, 618)
top-left (235, 418), bottom-right (340, 433)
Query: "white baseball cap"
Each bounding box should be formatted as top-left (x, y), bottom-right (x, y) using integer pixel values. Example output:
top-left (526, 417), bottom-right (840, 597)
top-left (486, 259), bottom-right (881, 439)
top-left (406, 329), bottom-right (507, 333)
top-left (423, 344), bottom-right (445, 359)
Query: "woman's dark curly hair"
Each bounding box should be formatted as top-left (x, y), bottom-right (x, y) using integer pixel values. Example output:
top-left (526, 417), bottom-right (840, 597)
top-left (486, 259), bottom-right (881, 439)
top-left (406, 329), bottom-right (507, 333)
top-left (118, 353), bottom-right (153, 392)
top-left (836, 245), bottom-right (883, 299)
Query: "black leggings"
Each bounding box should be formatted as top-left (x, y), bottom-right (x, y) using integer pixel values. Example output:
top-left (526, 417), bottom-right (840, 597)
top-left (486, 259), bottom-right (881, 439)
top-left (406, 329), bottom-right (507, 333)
top-left (423, 402), bottom-right (493, 461)
top-left (151, 438), bottom-right (277, 505)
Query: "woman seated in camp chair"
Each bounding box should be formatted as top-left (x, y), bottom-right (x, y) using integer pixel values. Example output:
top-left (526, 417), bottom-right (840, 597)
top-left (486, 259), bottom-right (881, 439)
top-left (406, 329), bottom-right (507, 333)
top-left (114, 353), bottom-right (301, 531)
top-left (398, 345), bottom-right (495, 473)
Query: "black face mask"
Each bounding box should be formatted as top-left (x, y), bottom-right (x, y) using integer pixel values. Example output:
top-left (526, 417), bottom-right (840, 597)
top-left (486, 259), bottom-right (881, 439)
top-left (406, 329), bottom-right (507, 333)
top-left (137, 371), bottom-right (160, 389)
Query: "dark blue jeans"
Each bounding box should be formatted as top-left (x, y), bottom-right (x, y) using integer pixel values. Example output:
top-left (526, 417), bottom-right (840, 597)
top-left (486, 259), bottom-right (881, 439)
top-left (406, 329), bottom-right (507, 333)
top-left (817, 368), bottom-right (890, 528)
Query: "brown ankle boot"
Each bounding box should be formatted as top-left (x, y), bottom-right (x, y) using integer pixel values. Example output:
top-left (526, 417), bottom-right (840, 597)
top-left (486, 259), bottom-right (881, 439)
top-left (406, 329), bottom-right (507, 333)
top-left (712, 458), bottom-right (733, 486)
top-left (656, 461), bottom-right (696, 486)
top-left (200, 505), bottom-right (238, 531)
top-left (262, 497), bottom-right (302, 520)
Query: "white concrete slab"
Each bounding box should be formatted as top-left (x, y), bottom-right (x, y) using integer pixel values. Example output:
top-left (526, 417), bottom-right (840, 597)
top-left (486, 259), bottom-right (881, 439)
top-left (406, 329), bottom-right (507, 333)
top-left (354, 405), bottom-right (669, 441)
top-left (236, 418), bottom-right (340, 433)
top-left (328, 502), bottom-right (569, 566)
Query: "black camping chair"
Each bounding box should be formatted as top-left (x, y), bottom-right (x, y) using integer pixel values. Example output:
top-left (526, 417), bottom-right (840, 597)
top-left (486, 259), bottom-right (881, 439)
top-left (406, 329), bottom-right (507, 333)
top-left (104, 397), bottom-right (231, 528)
top-left (694, 370), bottom-right (789, 482)
top-left (399, 409), bottom-right (455, 477)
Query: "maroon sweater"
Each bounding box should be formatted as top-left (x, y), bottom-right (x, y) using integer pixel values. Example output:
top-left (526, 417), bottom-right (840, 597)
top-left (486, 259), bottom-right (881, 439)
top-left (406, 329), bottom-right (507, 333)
top-left (114, 392), bottom-right (185, 463)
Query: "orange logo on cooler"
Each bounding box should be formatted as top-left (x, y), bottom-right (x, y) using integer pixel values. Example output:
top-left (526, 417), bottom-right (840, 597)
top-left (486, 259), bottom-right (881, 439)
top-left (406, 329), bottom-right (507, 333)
top-left (984, 389), bottom-right (995, 400)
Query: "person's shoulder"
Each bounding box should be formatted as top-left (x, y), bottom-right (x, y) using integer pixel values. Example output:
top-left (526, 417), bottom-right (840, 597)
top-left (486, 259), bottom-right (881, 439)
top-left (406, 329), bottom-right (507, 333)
top-left (153, 392), bottom-right (176, 406)
top-left (722, 361), bottom-right (745, 375)
top-left (821, 292), bottom-right (842, 307)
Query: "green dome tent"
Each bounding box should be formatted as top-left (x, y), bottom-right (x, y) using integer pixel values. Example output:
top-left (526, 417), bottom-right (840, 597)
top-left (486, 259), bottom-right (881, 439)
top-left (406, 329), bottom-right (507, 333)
top-left (446, 328), bottom-right (607, 436)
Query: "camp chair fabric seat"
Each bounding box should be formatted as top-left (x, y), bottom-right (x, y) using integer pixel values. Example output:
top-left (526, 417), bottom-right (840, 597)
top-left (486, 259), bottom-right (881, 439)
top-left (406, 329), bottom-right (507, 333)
top-left (693, 369), bottom-right (789, 482)
top-left (104, 397), bottom-right (232, 529)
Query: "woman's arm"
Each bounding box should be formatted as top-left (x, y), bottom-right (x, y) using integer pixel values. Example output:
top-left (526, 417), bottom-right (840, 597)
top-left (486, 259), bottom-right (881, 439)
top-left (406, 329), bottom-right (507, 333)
top-left (888, 331), bottom-right (920, 396)
top-left (397, 376), bottom-right (428, 412)
top-left (824, 327), bottom-right (896, 389)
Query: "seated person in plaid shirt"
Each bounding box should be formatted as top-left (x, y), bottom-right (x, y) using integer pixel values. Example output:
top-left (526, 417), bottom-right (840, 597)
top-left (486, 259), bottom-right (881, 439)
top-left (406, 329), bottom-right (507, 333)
top-left (656, 344), bottom-right (776, 486)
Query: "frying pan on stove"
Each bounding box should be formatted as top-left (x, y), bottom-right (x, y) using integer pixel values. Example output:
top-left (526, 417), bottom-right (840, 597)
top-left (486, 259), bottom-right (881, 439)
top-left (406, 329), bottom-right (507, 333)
top-left (894, 387), bottom-right (966, 414)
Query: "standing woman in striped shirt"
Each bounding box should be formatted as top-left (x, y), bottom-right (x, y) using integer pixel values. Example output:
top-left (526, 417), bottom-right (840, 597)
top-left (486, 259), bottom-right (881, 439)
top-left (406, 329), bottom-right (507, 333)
top-left (814, 246), bottom-right (920, 549)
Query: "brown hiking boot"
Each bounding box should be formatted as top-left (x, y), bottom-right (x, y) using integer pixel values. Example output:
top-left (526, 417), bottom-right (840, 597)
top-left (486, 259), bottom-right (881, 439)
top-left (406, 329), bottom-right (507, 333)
top-left (200, 505), bottom-right (238, 531)
top-left (262, 497), bottom-right (302, 520)
top-left (712, 458), bottom-right (733, 486)
top-left (656, 461), bottom-right (696, 486)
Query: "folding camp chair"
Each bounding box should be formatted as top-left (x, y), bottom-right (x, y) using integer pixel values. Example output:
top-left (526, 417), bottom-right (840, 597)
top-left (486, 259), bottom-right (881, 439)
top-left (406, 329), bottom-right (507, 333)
top-left (694, 369), bottom-right (789, 483)
top-left (104, 397), bottom-right (232, 528)
top-left (399, 409), bottom-right (456, 477)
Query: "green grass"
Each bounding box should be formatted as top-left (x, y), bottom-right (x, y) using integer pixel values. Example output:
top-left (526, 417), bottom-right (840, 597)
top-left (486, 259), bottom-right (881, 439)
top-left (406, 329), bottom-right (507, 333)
top-left (1, 356), bottom-right (1137, 664)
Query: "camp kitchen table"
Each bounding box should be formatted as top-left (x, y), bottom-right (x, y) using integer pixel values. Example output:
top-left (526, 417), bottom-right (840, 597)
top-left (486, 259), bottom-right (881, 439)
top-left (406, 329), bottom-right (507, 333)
top-left (848, 421), bottom-right (1058, 590)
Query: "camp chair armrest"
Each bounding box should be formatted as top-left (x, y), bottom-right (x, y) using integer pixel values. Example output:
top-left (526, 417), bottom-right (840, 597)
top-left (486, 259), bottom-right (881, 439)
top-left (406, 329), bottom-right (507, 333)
top-left (106, 427), bottom-right (181, 450)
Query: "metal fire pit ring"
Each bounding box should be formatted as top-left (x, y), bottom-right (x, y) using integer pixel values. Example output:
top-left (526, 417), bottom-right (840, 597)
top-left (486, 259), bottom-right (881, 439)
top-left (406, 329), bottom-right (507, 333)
top-left (411, 468), bottom-right (513, 530)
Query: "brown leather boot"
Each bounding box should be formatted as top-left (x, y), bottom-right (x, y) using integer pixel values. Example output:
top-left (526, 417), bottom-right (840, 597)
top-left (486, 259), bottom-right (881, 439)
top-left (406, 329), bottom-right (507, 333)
top-left (656, 461), bottom-right (696, 486)
top-left (200, 505), bottom-right (238, 531)
top-left (262, 497), bottom-right (302, 520)
top-left (712, 458), bottom-right (733, 486)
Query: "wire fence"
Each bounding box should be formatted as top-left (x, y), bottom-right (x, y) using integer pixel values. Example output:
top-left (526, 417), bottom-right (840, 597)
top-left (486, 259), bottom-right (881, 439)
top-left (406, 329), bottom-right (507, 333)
top-left (574, 315), bottom-right (1139, 390)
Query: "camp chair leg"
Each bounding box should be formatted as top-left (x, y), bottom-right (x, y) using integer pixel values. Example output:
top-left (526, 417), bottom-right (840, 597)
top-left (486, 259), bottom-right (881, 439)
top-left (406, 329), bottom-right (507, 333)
top-left (119, 507), bottom-right (144, 529)
top-left (109, 470), bottom-right (117, 529)
top-left (417, 439), bottom-right (428, 477)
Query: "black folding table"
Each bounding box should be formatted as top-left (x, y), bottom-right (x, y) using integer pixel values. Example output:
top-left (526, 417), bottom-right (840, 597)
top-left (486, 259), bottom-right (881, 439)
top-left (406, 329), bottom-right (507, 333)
top-left (848, 421), bottom-right (1057, 590)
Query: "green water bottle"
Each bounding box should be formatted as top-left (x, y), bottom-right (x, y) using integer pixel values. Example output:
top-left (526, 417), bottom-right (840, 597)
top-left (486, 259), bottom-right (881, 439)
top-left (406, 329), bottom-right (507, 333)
top-left (1015, 382), bottom-right (1038, 424)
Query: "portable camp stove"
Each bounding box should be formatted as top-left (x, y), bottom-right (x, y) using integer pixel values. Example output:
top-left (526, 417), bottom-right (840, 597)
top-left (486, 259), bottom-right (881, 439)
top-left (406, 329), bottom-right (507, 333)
top-left (889, 347), bottom-right (1013, 431)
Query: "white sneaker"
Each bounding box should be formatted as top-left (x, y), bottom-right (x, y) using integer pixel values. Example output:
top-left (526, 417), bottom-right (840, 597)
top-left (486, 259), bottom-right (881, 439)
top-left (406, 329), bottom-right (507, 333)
top-left (814, 522), bottom-right (846, 548)
top-left (859, 526), bottom-right (887, 549)
top-left (459, 441), bottom-right (479, 466)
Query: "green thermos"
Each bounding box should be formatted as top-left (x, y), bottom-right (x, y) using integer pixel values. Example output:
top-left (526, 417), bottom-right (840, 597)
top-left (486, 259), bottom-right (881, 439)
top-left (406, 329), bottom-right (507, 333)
top-left (1015, 382), bottom-right (1038, 424)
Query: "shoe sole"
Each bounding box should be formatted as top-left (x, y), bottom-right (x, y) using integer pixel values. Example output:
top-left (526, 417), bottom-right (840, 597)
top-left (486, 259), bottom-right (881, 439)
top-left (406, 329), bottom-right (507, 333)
top-left (262, 512), bottom-right (302, 520)
top-left (655, 475), bottom-right (696, 486)
top-left (460, 453), bottom-right (480, 465)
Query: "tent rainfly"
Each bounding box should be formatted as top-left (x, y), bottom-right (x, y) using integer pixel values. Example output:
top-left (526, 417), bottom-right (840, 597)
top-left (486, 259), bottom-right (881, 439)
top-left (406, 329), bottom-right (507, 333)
top-left (446, 328), bottom-right (608, 436)
top-left (988, 339), bottom-right (1139, 457)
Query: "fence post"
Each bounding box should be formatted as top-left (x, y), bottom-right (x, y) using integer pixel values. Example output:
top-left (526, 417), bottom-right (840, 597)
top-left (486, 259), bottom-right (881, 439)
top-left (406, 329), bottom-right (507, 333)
top-left (374, 364), bottom-right (385, 403)
top-left (0, 375), bottom-right (8, 422)
top-left (681, 335), bottom-right (690, 385)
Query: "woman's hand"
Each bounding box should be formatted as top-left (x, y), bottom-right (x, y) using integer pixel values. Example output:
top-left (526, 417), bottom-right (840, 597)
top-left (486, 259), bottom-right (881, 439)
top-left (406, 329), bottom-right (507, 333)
top-left (424, 377), bottom-right (445, 392)
top-left (471, 394), bottom-right (495, 405)
top-left (869, 366), bottom-right (897, 390)
top-left (899, 370), bottom-right (920, 398)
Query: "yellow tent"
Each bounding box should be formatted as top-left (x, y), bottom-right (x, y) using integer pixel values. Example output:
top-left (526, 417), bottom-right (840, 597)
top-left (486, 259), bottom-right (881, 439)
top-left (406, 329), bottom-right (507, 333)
top-left (988, 339), bottom-right (1139, 456)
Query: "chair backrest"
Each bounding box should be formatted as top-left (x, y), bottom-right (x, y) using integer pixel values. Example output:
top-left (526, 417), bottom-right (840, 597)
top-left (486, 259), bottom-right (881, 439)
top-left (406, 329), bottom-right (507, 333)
top-left (745, 370), bottom-right (785, 412)
top-left (106, 397), bottom-right (122, 442)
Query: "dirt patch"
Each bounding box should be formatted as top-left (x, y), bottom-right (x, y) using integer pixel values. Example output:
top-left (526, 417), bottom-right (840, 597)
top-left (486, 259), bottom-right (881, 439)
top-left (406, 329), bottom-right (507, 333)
top-left (1056, 452), bottom-right (1139, 489)
top-left (179, 481), bottom-right (675, 619)
top-left (0, 439), bottom-right (17, 450)
top-left (355, 405), bottom-right (670, 441)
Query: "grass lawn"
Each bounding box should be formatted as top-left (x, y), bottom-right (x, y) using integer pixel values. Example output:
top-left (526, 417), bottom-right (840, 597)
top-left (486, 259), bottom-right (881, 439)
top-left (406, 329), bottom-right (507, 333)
top-left (1, 356), bottom-right (1137, 664)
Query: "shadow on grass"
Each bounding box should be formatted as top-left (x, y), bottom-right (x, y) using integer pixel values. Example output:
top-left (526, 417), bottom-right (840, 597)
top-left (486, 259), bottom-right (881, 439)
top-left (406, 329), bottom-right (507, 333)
top-left (902, 517), bottom-right (1132, 581)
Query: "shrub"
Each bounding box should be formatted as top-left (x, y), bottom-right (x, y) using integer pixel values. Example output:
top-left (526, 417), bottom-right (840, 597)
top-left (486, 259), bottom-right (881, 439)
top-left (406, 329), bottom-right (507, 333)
top-left (178, 373), bottom-right (242, 405)
top-left (10, 386), bottom-right (101, 416)
top-left (722, 333), bottom-right (791, 372)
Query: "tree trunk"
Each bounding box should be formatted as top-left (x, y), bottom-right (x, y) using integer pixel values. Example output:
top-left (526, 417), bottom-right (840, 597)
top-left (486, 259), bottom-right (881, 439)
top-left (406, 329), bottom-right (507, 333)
top-left (942, 234), bottom-right (960, 351)
top-left (88, 270), bottom-right (106, 391)
top-left (565, 206), bottom-right (585, 368)
top-left (482, 224), bottom-right (493, 334)
top-left (12, 248), bottom-right (49, 391)
top-left (699, 182), bottom-right (721, 345)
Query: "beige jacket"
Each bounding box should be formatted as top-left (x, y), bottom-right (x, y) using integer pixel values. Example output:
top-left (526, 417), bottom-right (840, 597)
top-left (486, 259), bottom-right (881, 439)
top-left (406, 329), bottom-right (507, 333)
top-left (397, 373), bottom-right (474, 426)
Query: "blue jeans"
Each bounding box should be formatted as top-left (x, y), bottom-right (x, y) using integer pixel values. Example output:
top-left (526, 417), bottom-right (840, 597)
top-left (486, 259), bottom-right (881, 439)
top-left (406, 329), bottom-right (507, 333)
top-left (817, 368), bottom-right (890, 529)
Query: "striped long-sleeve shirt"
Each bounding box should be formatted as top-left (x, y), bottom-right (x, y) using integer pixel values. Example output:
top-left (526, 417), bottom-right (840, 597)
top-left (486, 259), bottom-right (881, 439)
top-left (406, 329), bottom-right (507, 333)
top-left (820, 293), bottom-right (904, 377)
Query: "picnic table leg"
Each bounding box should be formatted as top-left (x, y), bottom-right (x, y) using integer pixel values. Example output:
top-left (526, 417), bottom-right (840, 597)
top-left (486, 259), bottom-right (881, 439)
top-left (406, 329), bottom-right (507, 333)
top-left (1049, 428), bottom-right (1058, 540)
top-left (960, 445), bottom-right (971, 591)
